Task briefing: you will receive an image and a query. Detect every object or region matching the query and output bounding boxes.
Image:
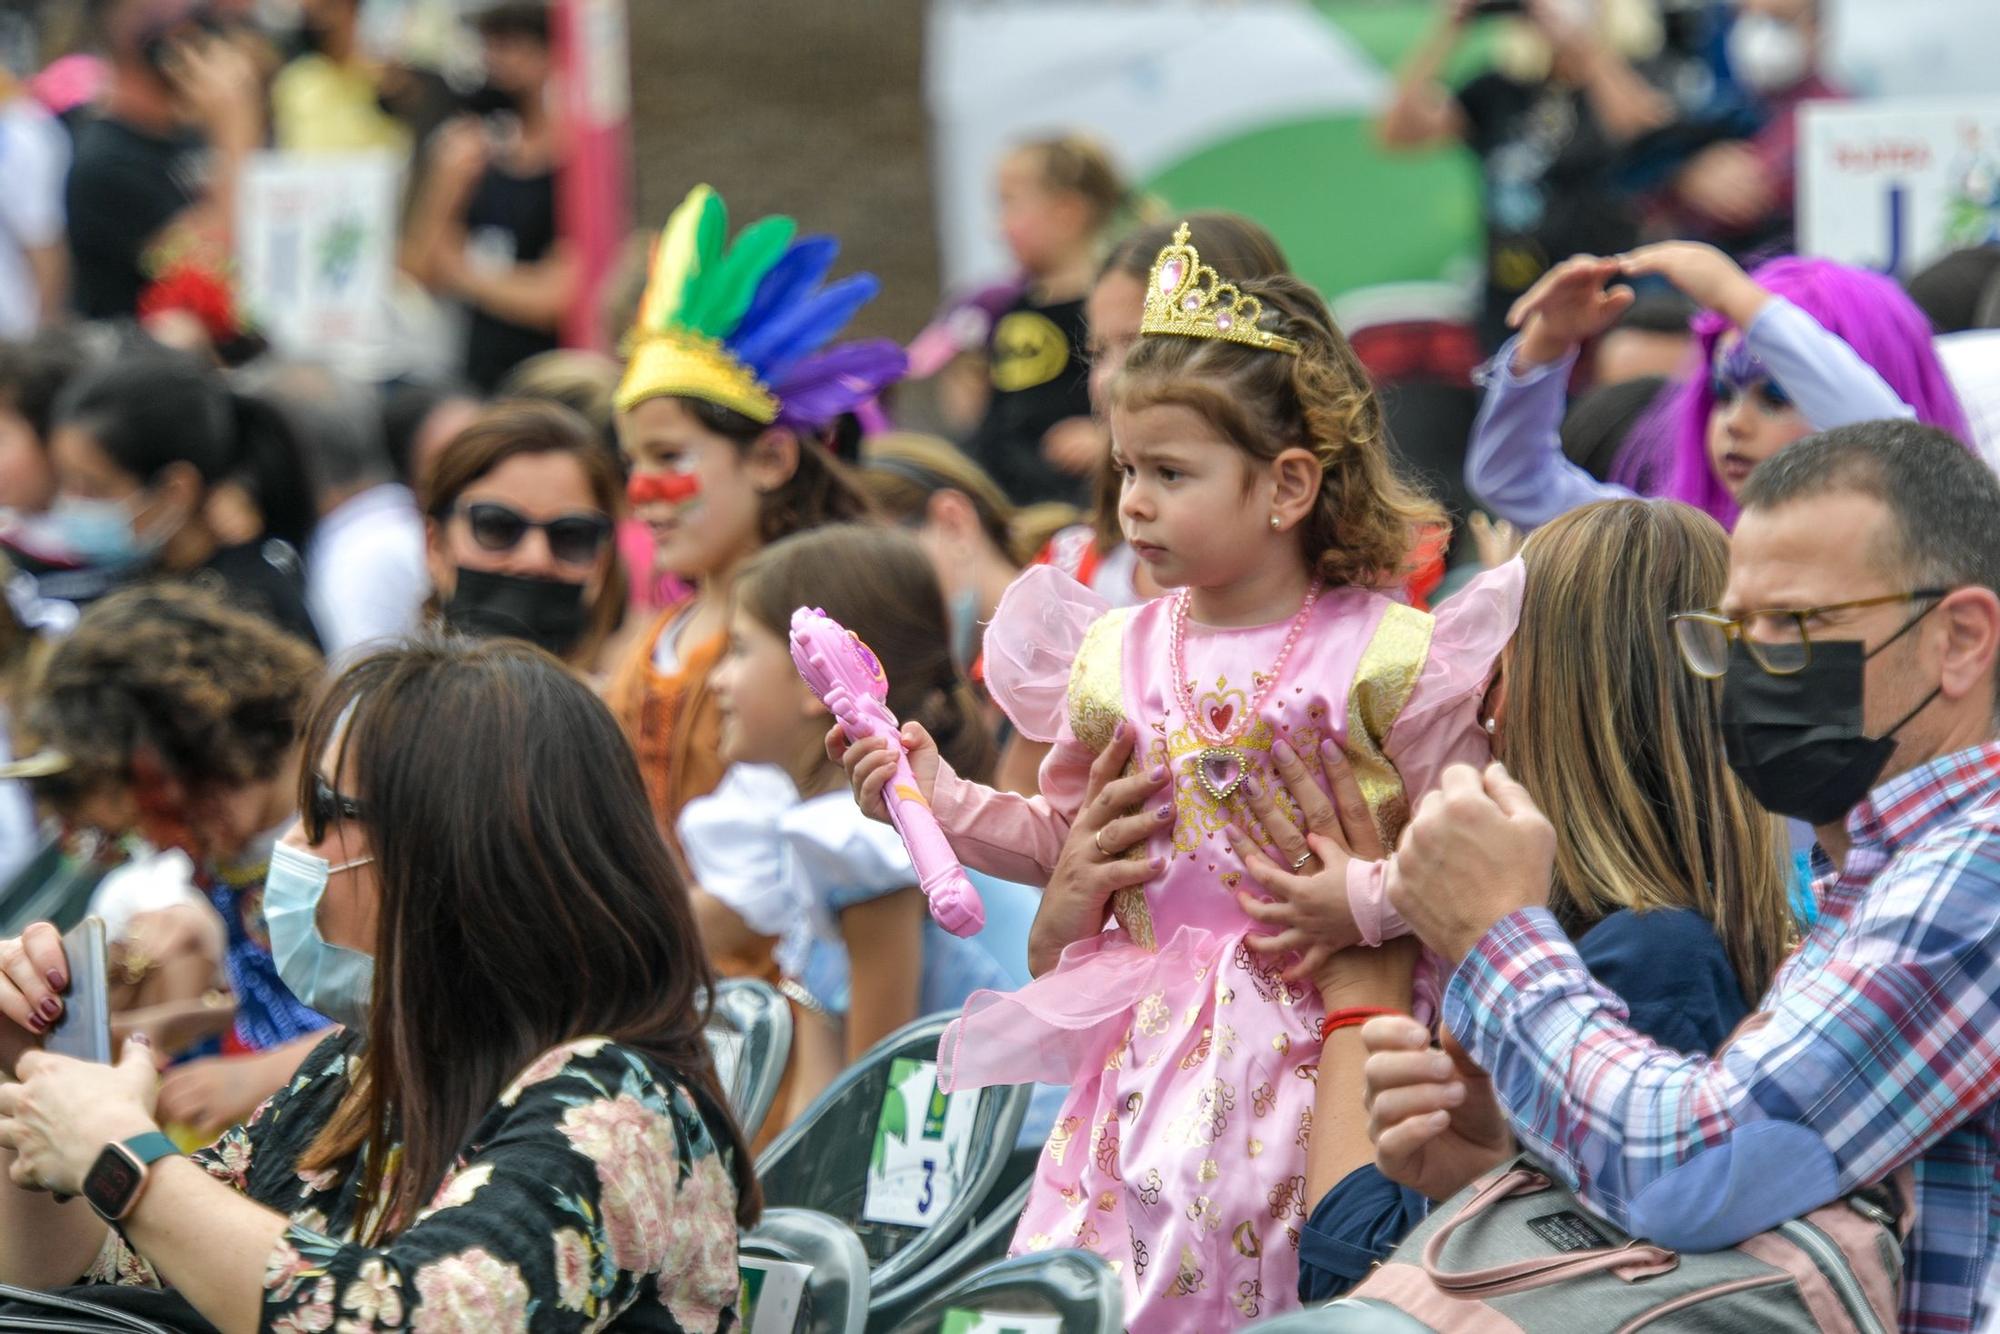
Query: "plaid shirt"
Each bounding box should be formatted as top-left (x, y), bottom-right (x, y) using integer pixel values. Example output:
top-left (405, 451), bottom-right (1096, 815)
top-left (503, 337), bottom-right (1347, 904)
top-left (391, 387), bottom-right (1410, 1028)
top-left (1447, 740), bottom-right (2000, 1334)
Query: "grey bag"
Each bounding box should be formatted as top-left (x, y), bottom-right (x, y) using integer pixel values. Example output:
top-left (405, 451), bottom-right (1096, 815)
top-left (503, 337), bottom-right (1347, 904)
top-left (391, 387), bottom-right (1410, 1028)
top-left (1327, 1155), bottom-right (1911, 1333)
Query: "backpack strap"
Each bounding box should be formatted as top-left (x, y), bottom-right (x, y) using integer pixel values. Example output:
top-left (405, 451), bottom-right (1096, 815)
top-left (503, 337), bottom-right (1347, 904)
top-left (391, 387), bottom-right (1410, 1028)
top-left (1421, 1165), bottom-right (1679, 1297)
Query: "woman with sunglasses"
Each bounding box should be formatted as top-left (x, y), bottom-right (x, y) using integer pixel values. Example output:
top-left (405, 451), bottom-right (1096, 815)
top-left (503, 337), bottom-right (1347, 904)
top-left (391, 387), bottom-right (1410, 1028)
top-left (421, 399), bottom-right (629, 673)
top-left (0, 637), bottom-right (754, 1332)
top-left (1465, 242), bottom-right (1969, 534)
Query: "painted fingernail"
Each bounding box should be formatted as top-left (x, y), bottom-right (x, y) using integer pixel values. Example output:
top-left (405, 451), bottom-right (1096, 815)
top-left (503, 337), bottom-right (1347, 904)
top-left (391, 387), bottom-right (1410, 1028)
top-left (1155, 804), bottom-right (1173, 821)
top-left (44, 971), bottom-right (62, 992)
top-left (130, 1032), bottom-right (151, 1048)
top-left (38, 998), bottom-right (60, 1022)
top-left (25, 1014), bottom-right (43, 1034)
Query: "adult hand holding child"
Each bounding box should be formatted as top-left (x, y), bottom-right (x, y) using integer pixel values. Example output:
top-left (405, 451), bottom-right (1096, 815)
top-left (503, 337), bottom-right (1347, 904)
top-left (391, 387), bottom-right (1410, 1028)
top-left (1225, 737), bottom-right (1382, 982)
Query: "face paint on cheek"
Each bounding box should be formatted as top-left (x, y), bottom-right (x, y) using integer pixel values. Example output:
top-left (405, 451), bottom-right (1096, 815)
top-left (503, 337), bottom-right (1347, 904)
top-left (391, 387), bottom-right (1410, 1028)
top-left (627, 471), bottom-right (704, 515)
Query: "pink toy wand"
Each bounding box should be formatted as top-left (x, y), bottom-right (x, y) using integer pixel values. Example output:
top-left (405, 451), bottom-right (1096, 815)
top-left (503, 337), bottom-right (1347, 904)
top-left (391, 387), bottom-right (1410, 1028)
top-left (789, 606), bottom-right (985, 936)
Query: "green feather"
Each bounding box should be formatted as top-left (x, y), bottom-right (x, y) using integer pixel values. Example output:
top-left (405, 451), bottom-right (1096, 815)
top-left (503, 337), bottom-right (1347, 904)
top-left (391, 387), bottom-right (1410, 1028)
top-left (684, 215), bottom-right (796, 340)
top-left (638, 184), bottom-right (725, 333)
top-left (690, 190), bottom-right (727, 307)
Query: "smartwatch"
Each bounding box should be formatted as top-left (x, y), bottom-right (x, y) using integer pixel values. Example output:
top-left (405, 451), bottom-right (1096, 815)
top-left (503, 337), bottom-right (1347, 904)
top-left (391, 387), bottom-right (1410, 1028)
top-left (81, 1132), bottom-right (180, 1223)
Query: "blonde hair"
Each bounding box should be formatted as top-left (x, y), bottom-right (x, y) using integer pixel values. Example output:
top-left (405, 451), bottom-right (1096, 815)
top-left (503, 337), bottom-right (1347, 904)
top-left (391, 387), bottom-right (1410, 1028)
top-left (1509, 499), bottom-right (1793, 1001)
top-left (859, 433), bottom-right (1077, 566)
top-left (1111, 273), bottom-right (1442, 589)
top-left (499, 350), bottom-right (620, 448)
top-left (1014, 133), bottom-right (1144, 237)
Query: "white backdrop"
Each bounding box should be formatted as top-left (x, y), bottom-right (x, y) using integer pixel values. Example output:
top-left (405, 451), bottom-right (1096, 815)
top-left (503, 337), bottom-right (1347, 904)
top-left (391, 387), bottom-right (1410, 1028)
top-left (1799, 98), bottom-right (2000, 278)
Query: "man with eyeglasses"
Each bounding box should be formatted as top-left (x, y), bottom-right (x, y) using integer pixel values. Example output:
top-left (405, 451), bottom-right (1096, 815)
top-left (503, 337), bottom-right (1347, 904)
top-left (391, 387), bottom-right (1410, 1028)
top-left (1364, 420), bottom-right (2000, 1333)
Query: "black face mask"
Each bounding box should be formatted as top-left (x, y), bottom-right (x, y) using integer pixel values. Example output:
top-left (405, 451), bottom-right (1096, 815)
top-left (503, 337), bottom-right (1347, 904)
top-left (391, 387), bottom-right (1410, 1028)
top-left (442, 568), bottom-right (589, 658)
top-left (1720, 613), bottom-right (1941, 827)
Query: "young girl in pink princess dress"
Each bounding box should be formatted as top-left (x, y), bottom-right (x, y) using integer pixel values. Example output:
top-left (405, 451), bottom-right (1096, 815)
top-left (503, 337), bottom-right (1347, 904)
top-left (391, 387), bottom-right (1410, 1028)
top-left (841, 227), bottom-right (1522, 1329)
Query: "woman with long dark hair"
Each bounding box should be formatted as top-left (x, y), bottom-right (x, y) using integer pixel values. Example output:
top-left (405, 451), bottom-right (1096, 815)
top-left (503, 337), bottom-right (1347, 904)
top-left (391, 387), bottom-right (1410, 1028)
top-left (0, 638), bottom-right (755, 1332)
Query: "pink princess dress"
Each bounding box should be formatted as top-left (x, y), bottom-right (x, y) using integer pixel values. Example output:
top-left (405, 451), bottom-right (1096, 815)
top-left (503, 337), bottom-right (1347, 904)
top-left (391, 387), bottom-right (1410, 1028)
top-left (926, 561), bottom-right (1523, 1330)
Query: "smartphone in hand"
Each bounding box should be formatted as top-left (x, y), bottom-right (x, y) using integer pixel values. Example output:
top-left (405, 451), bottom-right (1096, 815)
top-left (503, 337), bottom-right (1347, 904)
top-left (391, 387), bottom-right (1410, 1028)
top-left (44, 917), bottom-right (111, 1064)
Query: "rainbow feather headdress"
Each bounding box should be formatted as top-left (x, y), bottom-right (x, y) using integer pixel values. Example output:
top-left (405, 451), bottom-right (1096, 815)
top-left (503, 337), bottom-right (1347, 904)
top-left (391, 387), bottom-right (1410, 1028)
top-left (616, 184), bottom-right (906, 429)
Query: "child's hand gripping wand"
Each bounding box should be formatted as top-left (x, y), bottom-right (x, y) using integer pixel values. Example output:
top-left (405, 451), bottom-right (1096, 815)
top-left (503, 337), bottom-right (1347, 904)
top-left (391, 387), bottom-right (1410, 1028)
top-left (789, 606), bottom-right (985, 937)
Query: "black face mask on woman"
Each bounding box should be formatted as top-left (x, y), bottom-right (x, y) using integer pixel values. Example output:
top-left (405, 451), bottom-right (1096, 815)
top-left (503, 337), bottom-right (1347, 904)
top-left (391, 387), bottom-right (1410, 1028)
top-left (1720, 613), bottom-right (1941, 827)
top-left (442, 568), bottom-right (590, 658)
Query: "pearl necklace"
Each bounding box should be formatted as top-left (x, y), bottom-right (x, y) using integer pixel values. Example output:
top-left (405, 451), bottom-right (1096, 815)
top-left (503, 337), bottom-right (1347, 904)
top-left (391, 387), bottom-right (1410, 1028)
top-left (1169, 578), bottom-right (1323, 801)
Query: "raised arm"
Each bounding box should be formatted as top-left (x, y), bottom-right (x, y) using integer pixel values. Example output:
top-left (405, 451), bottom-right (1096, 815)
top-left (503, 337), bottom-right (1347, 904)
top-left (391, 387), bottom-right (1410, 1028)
top-left (1465, 257), bottom-right (1641, 528)
top-left (1377, 0), bottom-right (1476, 150)
top-left (1619, 241), bottom-right (1915, 432)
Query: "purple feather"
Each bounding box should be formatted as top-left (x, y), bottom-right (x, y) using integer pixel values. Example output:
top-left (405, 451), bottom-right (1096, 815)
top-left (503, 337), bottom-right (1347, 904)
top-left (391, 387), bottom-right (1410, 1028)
top-left (736, 273), bottom-right (881, 385)
top-left (733, 237), bottom-right (839, 348)
top-left (772, 339), bottom-right (908, 429)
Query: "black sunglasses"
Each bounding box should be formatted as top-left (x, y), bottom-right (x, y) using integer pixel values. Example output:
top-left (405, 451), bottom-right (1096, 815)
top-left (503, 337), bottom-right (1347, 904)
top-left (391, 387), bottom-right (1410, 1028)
top-left (306, 772), bottom-right (367, 840)
top-left (456, 502), bottom-right (612, 568)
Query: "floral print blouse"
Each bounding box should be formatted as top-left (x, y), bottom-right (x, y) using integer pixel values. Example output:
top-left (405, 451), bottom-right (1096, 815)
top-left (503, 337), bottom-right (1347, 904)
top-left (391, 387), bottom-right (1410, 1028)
top-left (83, 1031), bottom-right (742, 1332)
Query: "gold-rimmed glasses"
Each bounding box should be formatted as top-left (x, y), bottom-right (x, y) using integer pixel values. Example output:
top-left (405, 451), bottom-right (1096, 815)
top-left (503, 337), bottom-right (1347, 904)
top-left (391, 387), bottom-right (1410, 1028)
top-left (1670, 589), bottom-right (1951, 680)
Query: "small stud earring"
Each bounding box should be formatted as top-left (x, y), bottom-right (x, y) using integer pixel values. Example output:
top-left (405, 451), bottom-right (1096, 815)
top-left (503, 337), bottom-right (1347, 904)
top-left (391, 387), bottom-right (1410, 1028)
top-left (1483, 716), bottom-right (1498, 737)
top-left (1270, 515), bottom-right (1281, 530)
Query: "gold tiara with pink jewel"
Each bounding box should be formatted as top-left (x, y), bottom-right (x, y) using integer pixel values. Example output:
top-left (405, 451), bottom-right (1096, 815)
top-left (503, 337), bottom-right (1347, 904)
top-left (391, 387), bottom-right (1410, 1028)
top-left (1140, 222), bottom-right (1300, 356)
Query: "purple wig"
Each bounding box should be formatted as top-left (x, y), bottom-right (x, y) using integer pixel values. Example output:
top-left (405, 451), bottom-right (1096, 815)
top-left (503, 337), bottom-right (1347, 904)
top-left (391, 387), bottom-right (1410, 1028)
top-left (1613, 256), bottom-right (1971, 529)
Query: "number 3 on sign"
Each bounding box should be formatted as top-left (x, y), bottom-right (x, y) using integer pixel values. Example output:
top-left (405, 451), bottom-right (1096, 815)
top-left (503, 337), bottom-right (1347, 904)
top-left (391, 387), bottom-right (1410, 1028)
top-left (862, 1058), bottom-right (976, 1227)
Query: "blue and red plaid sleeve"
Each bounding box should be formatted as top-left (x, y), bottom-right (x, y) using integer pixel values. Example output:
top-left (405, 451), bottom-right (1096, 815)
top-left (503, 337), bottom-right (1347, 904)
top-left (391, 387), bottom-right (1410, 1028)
top-left (1443, 807), bottom-right (2000, 1334)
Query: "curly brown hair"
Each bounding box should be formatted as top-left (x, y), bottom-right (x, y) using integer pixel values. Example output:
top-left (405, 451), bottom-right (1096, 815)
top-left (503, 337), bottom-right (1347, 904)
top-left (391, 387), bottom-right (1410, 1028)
top-left (21, 584), bottom-right (322, 810)
top-left (1111, 274), bottom-right (1442, 589)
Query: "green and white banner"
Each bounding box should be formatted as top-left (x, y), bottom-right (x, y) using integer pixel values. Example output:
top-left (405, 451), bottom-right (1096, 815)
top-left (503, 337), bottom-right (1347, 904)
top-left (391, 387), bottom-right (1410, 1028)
top-left (926, 0), bottom-right (1484, 319)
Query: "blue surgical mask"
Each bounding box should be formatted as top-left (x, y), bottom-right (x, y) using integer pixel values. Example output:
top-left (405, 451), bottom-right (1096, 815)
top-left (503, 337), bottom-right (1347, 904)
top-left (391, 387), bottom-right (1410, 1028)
top-left (42, 495), bottom-right (157, 569)
top-left (265, 840), bottom-right (376, 1028)
top-left (947, 587), bottom-right (981, 671)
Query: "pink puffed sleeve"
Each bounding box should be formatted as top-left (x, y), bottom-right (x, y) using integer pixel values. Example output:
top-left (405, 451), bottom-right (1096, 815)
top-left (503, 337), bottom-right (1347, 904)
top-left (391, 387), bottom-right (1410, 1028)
top-left (1346, 558), bottom-right (1526, 946)
top-left (981, 565), bottom-right (1109, 743)
top-left (929, 566), bottom-right (1110, 885)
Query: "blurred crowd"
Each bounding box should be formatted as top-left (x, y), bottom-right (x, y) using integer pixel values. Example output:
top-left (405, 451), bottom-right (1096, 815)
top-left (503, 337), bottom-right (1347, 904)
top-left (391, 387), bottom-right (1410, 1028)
top-left (0, 0), bottom-right (1983, 1330)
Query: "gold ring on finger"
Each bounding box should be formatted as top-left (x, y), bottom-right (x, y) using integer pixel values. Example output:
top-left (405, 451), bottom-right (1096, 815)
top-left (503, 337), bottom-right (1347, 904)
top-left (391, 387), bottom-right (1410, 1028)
top-left (1093, 827), bottom-right (1111, 859)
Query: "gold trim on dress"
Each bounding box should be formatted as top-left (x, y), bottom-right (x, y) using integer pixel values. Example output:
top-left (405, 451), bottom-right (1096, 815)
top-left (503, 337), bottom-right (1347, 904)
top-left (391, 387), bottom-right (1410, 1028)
top-left (1067, 607), bottom-right (1158, 950)
top-left (1343, 602), bottom-right (1435, 842)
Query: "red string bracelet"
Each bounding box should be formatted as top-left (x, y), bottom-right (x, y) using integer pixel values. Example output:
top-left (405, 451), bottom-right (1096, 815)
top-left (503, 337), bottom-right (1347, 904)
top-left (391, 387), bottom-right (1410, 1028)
top-left (1323, 1006), bottom-right (1399, 1035)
